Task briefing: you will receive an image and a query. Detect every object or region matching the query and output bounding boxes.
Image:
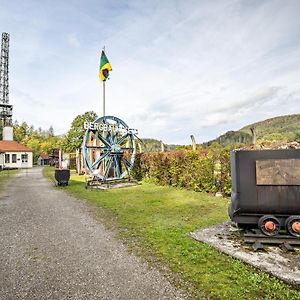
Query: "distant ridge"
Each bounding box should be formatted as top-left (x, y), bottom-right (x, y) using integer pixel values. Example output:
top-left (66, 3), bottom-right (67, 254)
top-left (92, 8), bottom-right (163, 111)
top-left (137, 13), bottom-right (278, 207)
top-left (141, 138), bottom-right (179, 152)
top-left (239, 114), bottom-right (300, 139)
top-left (206, 114), bottom-right (300, 146)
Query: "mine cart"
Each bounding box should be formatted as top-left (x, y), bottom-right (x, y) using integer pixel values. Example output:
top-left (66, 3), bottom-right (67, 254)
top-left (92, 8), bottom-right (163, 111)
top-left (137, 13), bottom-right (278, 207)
top-left (229, 149), bottom-right (300, 237)
top-left (55, 169), bottom-right (70, 186)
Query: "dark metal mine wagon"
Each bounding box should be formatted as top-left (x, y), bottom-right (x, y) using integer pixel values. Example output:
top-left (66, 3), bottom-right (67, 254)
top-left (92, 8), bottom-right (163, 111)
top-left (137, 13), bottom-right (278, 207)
top-left (55, 169), bottom-right (70, 186)
top-left (229, 149), bottom-right (300, 237)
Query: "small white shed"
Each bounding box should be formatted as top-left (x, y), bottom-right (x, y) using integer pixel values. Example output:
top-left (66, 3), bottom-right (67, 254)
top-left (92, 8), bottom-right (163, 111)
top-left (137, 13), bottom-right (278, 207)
top-left (37, 154), bottom-right (50, 166)
top-left (0, 140), bottom-right (33, 169)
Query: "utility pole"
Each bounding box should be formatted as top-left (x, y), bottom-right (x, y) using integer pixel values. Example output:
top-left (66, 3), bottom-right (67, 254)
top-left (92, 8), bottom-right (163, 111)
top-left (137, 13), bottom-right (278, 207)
top-left (190, 135), bottom-right (197, 151)
top-left (250, 126), bottom-right (257, 145)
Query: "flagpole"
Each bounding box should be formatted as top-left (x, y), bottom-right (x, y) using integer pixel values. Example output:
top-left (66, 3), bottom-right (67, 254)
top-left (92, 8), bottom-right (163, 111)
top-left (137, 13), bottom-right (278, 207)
top-left (100, 46), bottom-right (111, 117)
top-left (102, 46), bottom-right (106, 117)
top-left (103, 80), bottom-right (105, 116)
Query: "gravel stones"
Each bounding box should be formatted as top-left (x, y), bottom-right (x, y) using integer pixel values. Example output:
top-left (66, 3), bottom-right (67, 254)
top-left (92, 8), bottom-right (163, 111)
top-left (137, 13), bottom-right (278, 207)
top-left (0, 168), bottom-right (185, 300)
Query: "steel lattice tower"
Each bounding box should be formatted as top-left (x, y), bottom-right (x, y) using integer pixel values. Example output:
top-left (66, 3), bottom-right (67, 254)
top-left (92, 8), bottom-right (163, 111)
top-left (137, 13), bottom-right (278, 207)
top-left (0, 32), bottom-right (12, 126)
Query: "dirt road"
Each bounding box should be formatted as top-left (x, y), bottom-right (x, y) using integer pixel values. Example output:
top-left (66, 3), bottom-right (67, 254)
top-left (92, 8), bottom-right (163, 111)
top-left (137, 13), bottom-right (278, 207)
top-left (0, 168), bottom-right (184, 300)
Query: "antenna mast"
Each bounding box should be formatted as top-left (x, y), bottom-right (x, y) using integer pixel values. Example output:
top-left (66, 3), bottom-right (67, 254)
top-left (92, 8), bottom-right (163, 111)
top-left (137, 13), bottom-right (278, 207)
top-left (0, 32), bottom-right (13, 126)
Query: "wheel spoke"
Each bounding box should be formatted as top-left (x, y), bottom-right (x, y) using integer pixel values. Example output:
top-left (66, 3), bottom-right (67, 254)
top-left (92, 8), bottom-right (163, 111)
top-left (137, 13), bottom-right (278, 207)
top-left (103, 118), bottom-right (113, 144)
top-left (113, 155), bottom-right (121, 177)
top-left (97, 132), bottom-right (111, 148)
top-left (112, 131), bottom-right (119, 144)
top-left (123, 157), bottom-right (132, 169)
top-left (117, 133), bottom-right (129, 145)
top-left (111, 119), bottom-right (120, 143)
top-left (92, 151), bottom-right (110, 168)
top-left (103, 156), bottom-right (113, 180)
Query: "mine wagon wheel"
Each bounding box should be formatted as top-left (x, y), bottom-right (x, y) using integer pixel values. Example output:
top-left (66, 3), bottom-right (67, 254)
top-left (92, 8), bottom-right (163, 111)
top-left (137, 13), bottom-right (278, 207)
top-left (258, 215), bottom-right (280, 236)
top-left (83, 116), bottom-right (136, 181)
top-left (285, 216), bottom-right (300, 237)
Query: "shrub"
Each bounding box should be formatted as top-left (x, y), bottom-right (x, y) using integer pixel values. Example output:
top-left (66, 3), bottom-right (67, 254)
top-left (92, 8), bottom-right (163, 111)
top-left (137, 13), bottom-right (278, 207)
top-left (132, 148), bottom-right (231, 196)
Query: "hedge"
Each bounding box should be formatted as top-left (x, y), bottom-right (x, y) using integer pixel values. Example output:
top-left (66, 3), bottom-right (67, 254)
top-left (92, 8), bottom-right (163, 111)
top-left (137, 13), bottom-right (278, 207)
top-left (132, 148), bottom-right (231, 196)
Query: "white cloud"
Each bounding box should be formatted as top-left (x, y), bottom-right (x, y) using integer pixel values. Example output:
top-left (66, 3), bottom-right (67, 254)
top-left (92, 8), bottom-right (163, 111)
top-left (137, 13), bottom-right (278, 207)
top-left (67, 33), bottom-right (81, 48)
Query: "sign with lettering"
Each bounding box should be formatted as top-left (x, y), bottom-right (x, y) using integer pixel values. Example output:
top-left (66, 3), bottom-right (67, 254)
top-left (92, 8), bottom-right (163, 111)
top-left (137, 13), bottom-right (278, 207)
top-left (84, 121), bottom-right (138, 135)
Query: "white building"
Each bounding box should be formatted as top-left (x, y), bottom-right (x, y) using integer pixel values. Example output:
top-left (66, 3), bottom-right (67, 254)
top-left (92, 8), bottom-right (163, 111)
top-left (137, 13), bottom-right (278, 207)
top-left (37, 153), bottom-right (50, 166)
top-left (0, 140), bottom-right (33, 169)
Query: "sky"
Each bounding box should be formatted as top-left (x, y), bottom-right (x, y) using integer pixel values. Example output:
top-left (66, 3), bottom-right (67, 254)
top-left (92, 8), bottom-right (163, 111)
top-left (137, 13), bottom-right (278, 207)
top-left (0, 0), bottom-right (300, 144)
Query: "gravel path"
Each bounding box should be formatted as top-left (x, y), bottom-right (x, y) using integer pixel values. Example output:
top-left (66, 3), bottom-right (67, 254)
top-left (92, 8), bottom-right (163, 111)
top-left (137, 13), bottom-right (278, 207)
top-left (0, 168), bottom-right (185, 300)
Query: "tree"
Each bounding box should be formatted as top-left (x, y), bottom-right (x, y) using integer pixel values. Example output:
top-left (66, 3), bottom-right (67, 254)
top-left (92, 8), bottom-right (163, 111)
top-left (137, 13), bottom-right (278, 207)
top-left (13, 121), bottom-right (30, 143)
top-left (63, 111), bottom-right (98, 152)
top-left (13, 121), bottom-right (64, 163)
top-left (27, 137), bottom-right (41, 162)
top-left (40, 136), bottom-right (61, 154)
top-left (48, 126), bottom-right (54, 137)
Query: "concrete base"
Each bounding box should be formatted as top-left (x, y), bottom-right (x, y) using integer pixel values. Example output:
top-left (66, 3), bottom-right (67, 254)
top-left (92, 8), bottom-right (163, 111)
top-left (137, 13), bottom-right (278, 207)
top-left (190, 222), bottom-right (300, 288)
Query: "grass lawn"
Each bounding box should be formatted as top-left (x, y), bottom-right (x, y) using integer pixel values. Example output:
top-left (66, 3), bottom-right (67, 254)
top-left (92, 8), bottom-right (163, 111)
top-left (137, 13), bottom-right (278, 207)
top-left (44, 167), bottom-right (300, 299)
top-left (0, 169), bottom-right (20, 191)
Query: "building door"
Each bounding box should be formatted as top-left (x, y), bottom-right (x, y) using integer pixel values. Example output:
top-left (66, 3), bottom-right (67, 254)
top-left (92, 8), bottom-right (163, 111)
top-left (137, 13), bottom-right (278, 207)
top-left (21, 154), bottom-right (28, 168)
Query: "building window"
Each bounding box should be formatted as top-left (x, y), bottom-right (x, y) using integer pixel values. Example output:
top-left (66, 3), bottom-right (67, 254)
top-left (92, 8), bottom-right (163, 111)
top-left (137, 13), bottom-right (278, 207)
top-left (12, 154), bottom-right (17, 163)
top-left (21, 154), bottom-right (28, 163)
top-left (5, 154), bottom-right (10, 164)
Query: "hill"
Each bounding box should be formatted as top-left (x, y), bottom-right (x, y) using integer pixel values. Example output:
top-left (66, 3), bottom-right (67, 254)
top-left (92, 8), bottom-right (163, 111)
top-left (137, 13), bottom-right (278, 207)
top-left (239, 114), bottom-right (300, 141)
top-left (141, 138), bottom-right (179, 152)
top-left (205, 114), bottom-right (300, 146)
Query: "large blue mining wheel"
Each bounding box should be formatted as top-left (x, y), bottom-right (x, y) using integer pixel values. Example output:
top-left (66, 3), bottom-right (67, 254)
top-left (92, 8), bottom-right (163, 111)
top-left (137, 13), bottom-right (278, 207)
top-left (83, 116), bottom-right (136, 181)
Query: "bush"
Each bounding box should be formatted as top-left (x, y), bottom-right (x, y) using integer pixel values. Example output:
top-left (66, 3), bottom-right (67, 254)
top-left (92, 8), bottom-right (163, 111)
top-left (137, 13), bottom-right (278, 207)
top-left (132, 148), bottom-right (231, 196)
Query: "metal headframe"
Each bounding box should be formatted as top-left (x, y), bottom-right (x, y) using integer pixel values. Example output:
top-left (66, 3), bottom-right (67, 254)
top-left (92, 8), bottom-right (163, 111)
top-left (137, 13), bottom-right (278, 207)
top-left (0, 32), bottom-right (12, 126)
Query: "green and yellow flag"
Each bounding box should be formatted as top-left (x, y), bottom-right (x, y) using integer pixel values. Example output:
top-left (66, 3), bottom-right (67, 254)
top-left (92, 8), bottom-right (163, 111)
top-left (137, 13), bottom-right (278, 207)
top-left (99, 50), bottom-right (112, 81)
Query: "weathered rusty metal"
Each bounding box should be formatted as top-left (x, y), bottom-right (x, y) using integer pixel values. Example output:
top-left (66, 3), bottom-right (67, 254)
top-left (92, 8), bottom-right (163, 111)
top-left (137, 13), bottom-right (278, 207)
top-left (258, 215), bottom-right (280, 236)
top-left (256, 159), bottom-right (300, 185)
top-left (229, 149), bottom-right (300, 237)
top-left (292, 222), bottom-right (300, 233)
top-left (265, 221), bottom-right (276, 232)
top-left (285, 216), bottom-right (300, 237)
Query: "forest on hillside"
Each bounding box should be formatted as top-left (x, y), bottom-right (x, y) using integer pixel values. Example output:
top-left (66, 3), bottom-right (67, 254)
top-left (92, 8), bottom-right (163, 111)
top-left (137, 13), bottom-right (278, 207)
top-left (205, 114), bottom-right (300, 147)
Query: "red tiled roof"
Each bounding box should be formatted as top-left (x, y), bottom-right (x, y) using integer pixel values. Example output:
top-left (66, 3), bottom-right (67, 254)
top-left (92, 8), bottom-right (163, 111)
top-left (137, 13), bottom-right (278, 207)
top-left (40, 153), bottom-right (49, 159)
top-left (0, 140), bottom-right (32, 152)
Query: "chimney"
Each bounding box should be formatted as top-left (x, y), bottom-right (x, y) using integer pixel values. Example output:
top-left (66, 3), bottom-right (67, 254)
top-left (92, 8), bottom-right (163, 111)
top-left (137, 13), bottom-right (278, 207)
top-left (3, 126), bottom-right (13, 141)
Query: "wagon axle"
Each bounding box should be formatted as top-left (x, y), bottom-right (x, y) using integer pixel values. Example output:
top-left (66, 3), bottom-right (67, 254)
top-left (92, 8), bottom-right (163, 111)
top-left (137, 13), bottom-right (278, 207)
top-left (264, 221), bottom-right (276, 232)
top-left (292, 222), bottom-right (300, 233)
top-left (258, 215), bottom-right (280, 236)
top-left (285, 216), bottom-right (300, 237)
